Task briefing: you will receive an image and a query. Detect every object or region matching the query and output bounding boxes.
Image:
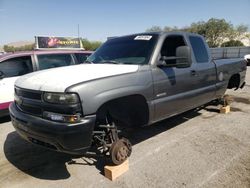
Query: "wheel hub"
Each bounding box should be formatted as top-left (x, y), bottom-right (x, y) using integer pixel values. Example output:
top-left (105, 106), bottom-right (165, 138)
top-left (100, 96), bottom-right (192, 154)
top-left (110, 138), bottom-right (132, 165)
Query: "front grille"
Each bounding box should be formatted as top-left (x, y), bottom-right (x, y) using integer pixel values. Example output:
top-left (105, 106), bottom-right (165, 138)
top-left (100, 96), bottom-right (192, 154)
top-left (18, 104), bottom-right (42, 116)
top-left (15, 88), bottom-right (42, 100)
top-left (15, 87), bottom-right (43, 116)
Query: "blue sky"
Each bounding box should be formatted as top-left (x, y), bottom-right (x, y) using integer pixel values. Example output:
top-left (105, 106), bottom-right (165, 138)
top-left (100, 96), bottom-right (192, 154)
top-left (0, 0), bottom-right (249, 45)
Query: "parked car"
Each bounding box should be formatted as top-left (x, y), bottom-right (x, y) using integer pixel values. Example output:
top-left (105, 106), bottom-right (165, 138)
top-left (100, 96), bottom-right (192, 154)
top-left (244, 54), bottom-right (250, 66)
top-left (10, 32), bottom-right (246, 165)
top-left (0, 50), bottom-right (92, 117)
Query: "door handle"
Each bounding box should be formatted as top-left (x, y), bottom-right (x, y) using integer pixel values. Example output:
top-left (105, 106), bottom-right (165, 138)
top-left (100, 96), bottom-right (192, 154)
top-left (190, 70), bottom-right (197, 76)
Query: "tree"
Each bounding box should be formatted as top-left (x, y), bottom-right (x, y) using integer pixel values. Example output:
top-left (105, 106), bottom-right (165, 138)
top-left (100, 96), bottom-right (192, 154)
top-left (189, 18), bottom-right (234, 47)
top-left (81, 39), bottom-right (102, 51)
top-left (3, 45), bottom-right (15, 52)
top-left (188, 21), bottom-right (207, 36)
top-left (245, 33), bottom-right (250, 46)
top-left (146, 18), bottom-right (249, 47)
top-left (163, 26), bottom-right (185, 32)
top-left (221, 40), bottom-right (244, 47)
top-left (90, 41), bottom-right (102, 50)
top-left (3, 44), bottom-right (35, 52)
top-left (146, 26), bottom-right (162, 32)
top-left (231, 24), bottom-right (249, 41)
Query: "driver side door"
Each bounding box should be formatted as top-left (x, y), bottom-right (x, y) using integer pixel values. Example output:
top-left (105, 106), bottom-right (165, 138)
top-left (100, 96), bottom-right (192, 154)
top-left (152, 35), bottom-right (197, 122)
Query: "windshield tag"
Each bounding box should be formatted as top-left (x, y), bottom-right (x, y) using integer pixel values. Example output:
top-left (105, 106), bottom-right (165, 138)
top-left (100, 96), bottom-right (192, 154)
top-left (134, 35), bottom-right (152, 40)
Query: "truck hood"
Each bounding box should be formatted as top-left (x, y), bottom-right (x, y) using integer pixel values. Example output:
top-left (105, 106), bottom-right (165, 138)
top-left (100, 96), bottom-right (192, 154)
top-left (15, 64), bottom-right (139, 92)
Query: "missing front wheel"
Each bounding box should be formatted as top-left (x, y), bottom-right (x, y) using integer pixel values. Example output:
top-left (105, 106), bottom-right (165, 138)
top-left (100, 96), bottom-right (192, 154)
top-left (93, 119), bottom-right (132, 165)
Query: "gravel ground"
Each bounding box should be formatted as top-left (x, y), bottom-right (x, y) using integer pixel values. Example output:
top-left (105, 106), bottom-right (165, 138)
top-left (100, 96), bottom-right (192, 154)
top-left (0, 69), bottom-right (249, 188)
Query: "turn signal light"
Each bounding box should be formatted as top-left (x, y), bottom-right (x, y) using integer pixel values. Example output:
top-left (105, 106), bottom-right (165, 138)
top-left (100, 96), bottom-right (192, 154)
top-left (43, 111), bottom-right (81, 123)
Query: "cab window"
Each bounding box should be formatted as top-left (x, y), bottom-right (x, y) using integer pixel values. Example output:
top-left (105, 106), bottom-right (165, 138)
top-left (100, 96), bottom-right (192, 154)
top-left (0, 56), bottom-right (33, 78)
top-left (37, 54), bottom-right (74, 70)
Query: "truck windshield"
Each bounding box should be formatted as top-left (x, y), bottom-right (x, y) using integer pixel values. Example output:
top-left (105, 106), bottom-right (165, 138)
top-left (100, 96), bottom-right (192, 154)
top-left (87, 34), bottom-right (158, 65)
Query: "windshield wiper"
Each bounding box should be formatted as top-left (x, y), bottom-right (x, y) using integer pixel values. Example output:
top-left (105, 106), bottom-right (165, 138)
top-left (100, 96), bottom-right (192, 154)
top-left (99, 60), bottom-right (121, 64)
top-left (121, 62), bottom-right (137, 65)
top-left (84, 60), bottom-right (94, 64)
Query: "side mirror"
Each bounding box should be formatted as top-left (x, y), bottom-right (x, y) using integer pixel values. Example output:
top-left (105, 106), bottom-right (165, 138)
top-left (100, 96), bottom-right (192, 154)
top-left (176, 46), bottom-right (192, 68)
top-left (0, 71), bottom-right (5, 79)
top-left (158, 46), bottom-right (192, 68)
top-left (158, 56), bottom-right (178, 67)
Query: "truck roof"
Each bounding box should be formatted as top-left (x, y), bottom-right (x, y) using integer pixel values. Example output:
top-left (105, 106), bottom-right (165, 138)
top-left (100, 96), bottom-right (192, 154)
top-left (108, 31), bottom-right (202, 41)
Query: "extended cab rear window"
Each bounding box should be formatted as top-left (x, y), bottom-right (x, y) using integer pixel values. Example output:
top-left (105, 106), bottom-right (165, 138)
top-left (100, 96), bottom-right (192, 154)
top-left (189, 36), bottom-right (209, 63)
top-left (37, 54), bottom-right (74, 70)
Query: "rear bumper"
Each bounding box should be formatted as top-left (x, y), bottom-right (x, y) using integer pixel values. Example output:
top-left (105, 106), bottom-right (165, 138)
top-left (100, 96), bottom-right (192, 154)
top-left (9, 102), bottom-right (96, 155)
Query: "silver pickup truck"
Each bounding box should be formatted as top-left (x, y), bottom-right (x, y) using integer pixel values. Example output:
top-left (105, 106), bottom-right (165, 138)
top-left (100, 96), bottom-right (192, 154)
top-left (9, 32), bottom-right (247, 165)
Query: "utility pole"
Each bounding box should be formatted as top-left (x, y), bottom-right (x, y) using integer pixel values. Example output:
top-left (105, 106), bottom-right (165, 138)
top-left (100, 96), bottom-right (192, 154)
top-left (77, 24), bottom-right (80, 39)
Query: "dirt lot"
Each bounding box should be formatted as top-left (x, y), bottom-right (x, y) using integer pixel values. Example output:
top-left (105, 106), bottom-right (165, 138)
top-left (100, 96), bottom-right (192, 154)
top-left (0, 70), bottom-right (250, 188)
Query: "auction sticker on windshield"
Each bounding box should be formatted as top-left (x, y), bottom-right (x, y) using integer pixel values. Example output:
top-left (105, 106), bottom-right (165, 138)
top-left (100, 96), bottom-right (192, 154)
top-left (134, 35), bottom-right (152, 40)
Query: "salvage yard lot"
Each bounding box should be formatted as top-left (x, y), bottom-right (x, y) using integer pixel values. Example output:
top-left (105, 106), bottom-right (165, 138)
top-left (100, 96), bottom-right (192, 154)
top-left (0, 69), bottom-right (250, 188)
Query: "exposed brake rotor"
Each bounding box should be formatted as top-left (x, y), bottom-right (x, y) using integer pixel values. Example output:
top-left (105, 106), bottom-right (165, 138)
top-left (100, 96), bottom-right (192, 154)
top-left (110, 138), bottom-right (132, 165)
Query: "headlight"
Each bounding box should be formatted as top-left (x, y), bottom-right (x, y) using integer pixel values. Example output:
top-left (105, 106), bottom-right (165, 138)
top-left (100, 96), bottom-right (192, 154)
top-left (43, 92), bottom-right (79, 104)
